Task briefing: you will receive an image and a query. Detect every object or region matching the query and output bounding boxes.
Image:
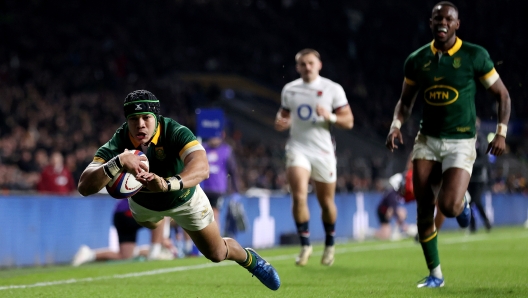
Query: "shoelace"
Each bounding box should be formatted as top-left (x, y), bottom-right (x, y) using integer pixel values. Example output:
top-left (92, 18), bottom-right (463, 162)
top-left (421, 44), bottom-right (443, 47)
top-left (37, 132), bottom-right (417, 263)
top-left (416, 276), bottom-right (441, 286)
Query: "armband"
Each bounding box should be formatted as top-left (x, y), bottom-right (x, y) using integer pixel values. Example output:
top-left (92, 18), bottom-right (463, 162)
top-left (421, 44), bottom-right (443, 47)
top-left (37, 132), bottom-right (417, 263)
top-left (391, 119), bottom-right (402, 130)
top-left (103, 155), bottom-right (123, 179)
top-left (328, 113), bottom-right (337, 124)
top-left (496, 123), bottom-right (507, 138)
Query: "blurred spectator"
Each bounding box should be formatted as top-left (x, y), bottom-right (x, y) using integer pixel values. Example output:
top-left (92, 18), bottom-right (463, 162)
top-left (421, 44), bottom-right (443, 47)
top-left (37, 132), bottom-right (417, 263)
top-left (72, 202), bottom-right (175, 266)
top-left (0, 0), bottom-right (526, 193)
top-left (16, 150), bottom-right (38, 173)
top-left (34, 149), bottom-right (50, 171)
top-left (36, 151), bottom-right (76, 195)
top-left (201, 132), bottom-right (241, 233)
top-left (375, 173), bottom-right (411, 240)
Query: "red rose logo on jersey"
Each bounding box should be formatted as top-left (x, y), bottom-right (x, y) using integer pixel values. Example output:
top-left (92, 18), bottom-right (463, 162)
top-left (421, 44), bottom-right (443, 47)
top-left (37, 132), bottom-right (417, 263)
top-left (424, 85), bottom-right (459, 106)
top-left (317, 91), bottom-right (323, 96)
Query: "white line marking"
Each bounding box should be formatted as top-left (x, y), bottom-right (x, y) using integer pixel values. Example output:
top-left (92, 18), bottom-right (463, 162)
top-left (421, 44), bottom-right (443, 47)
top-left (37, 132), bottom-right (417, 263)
top-left (1, 232), bottom-right (525, 291)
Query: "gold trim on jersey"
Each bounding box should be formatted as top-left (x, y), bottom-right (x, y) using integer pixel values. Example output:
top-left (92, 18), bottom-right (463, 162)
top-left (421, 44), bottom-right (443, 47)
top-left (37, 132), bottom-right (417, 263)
top-left (93, 156), bottom-right (106, 163)
top-left (404, 77), bottom-right (416, 86)
top-left (479, 68), bottom-right (499, 89)
top-left (129, 122), bottom-right (162, 148)
top-left (179, 140), bottom-right (201, 157)
top-left (430, 37), bottom-right (463, 56)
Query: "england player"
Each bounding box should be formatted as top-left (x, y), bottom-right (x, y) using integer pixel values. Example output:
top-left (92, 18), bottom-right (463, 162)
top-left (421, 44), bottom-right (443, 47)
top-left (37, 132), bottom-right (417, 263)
top-left (78, 90), bottom-right (280, 290)
top-left (385, 2), bottom-right (511, 288)
top-left (275, 49), bottom-right (354, 266)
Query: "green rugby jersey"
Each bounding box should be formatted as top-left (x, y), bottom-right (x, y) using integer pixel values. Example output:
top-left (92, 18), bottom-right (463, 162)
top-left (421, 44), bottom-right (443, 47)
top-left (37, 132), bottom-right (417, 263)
top-left (404, 37), bottom-right (499, 139)
top-left (93, 116), bottom-right (203, 211)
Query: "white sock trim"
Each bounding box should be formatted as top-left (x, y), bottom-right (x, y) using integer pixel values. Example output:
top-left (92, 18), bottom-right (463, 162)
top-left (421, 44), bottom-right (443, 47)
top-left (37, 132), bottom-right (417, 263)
top-left (431, 265), bottom-right (443, 279)
top-left (148, 243), bottom-right (162, 259)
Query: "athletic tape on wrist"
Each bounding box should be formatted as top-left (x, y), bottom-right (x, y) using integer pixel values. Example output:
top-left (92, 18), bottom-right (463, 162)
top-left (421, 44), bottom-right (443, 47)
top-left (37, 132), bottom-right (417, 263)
top-left (165, 178), bottom-right (171, 192)
top-left (328, 113), bottom-right (337, 124)
top-left (391, 119), bottom-right (402, 129)
top-left (496, 123), bottom-right (507, 138)
top-left (103, 156), bottom-right (123, 179)
top-left (166, 175), bottom-right (183, 191)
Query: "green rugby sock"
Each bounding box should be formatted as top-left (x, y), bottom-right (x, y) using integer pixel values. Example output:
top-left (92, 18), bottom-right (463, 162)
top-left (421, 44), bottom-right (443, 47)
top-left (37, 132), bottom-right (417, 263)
top-left (238, 249), bottom-right (256, 270)
top-left (420, 230), bottom-right (440, 270)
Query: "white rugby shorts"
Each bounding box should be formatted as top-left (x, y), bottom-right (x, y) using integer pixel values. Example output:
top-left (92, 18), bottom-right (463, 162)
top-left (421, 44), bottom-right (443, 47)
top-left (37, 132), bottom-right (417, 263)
top-left (411, 133), bottom-right (477, 175)
top-left (128, 185), bottom-right (214, 231)
top-left (286, 148), bottom-right (337, 183)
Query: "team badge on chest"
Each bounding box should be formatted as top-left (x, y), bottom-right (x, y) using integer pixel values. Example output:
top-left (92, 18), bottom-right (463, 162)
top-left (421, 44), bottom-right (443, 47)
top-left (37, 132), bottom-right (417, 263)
top-left (155, 147), bottom-right (166, 160)
top-left (453, 57), bottom-right (461, 69)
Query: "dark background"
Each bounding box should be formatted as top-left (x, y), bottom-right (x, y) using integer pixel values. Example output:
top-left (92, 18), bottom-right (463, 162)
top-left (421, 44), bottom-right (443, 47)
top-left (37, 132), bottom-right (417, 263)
top-left (0, 0), bottom-right (526, 193)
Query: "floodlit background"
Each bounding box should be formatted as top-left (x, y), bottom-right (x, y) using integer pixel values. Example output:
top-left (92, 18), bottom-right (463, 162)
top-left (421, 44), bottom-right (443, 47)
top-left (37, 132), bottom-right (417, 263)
top-left (0, 0), bottom-right (527, 268)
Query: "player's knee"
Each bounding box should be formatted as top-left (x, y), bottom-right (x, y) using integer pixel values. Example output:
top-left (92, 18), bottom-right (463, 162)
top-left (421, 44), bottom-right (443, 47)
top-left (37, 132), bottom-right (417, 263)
top-left (437, 202), bottom-right (457, 218)
top-left (203, 249), bottom-right (225, 263)
top-left (319, 203), bottom-right (334, 213)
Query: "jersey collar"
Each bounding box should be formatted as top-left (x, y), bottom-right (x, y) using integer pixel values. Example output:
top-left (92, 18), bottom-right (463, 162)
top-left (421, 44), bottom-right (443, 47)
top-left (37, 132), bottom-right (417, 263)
top-left (430, 37), bottom-right (462, 56)
top-left (303, 75), bottom-right (321, 86)
top-left (128, 122), bottom-right (162, 148)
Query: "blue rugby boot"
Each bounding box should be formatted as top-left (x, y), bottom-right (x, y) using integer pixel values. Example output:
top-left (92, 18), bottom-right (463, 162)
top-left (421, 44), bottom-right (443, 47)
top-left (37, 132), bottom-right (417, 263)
top-left (417, 275), bottom-right (445, 288)
top-left (456, 191), bottom-right (471, 228)
top-left (245, 248), bottom-right (281, 290)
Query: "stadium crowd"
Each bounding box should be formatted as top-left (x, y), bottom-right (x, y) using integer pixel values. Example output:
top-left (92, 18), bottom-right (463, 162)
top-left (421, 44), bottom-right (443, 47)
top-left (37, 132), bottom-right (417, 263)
top-left (0, 0), bottom-right (526, 194)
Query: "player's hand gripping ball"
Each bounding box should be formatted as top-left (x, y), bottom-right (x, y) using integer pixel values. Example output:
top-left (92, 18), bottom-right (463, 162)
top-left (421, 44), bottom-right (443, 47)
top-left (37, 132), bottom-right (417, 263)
top-left (106, 150), bottom-right (149, 199)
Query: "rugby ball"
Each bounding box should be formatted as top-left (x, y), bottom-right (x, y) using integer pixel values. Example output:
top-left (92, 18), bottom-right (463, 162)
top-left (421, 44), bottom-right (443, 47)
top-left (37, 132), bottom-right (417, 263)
top-left (106, 150), bottom-right (149, 199)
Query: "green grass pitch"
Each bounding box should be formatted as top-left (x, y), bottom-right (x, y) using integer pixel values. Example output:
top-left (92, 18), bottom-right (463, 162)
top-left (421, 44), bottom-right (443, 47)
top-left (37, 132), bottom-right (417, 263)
top-left (1, 226), bottom-right (527, 297)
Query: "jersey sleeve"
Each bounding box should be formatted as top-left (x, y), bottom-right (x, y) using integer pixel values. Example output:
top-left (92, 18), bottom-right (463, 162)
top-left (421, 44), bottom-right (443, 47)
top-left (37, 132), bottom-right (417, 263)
top-left (403, 54), bottom-right (419, 86)
top-left (473, 46), bottom-right (499, 89)
top-left (332, 84), bottom-right (349, 110)
top-left (171, 125), bottom-right (204, 160)
top-left (94, 128), bottom-right (124, 163)
top-left (280, 86), bottom-right (290, 111)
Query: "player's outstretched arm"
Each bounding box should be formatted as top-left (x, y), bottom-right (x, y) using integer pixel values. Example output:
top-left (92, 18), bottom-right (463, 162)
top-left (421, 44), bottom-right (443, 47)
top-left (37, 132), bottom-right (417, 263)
top-left (386, 80), bottom-right (418, 152)
top-left (486, 77), bottom-right (511, 156)
top-left (78, 150), bottom-right (148, 196)
top-left (137, 150), bottom-right (210, 192)
top-left (177, 150), bottom-right (210, 187)
top-left (78, 161), bottom-right (110, 196)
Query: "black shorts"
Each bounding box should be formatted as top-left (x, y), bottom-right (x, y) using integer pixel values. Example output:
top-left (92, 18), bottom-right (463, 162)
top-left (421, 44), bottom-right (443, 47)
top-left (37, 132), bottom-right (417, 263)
top-left (377, 206), bottom-right (390, 224)
top-left (204, 191), bottom-right (223, 209)
top-left (113, 211), bottom-right (143, 243)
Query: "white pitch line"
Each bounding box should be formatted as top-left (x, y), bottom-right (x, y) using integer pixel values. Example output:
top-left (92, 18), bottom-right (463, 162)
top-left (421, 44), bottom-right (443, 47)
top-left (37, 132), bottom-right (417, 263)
top-left (1, 232), bottom-right (525, 291)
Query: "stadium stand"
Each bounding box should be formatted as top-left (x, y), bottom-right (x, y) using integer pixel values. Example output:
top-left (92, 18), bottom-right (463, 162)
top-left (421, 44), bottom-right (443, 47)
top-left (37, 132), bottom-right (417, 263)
top-left (0, 0), bottom-right (526, 194)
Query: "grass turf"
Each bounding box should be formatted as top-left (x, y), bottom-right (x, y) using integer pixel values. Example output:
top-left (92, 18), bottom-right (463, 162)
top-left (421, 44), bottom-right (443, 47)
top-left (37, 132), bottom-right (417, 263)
top-left (1, 226), bottom-right (527, 297)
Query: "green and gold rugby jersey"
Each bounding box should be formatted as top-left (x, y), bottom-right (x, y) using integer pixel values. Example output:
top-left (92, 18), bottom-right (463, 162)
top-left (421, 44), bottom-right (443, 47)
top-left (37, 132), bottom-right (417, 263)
top-left (93, 116), bottom-right (204, 211)
top-left (404, 37), bottom-right (499, 139)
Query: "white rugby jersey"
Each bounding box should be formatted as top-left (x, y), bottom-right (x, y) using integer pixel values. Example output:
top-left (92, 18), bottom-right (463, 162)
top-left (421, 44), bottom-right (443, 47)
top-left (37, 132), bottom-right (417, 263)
top-left (281, 76), bottom-right (349, 156)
